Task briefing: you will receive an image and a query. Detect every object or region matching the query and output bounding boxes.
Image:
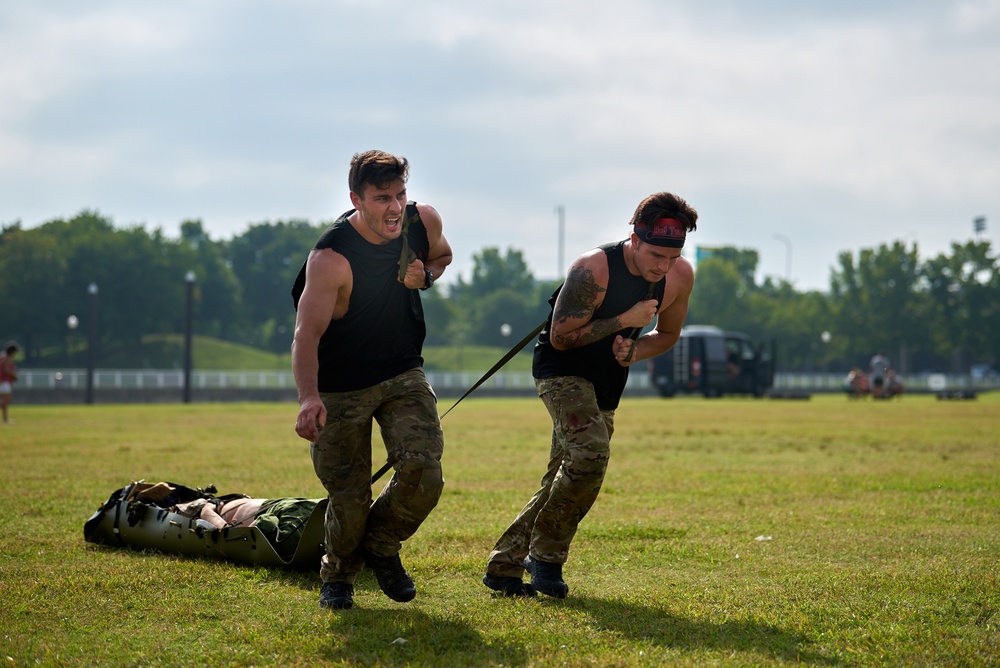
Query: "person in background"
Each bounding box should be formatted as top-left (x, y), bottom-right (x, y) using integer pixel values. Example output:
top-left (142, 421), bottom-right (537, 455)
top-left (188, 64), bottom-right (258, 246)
top-left (483, 191), bottom-right (698, 598)
top-left (1, 341), bottom-right (19, 424)
top-left (291, 150), bottom-right (453, 610)
top-left (844, 367), bottom-right (870, 398)
top-left (869, 352), bottom-right (891, 398)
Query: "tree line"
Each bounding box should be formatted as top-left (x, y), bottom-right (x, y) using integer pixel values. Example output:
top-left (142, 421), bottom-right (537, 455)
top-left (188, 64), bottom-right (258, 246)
top-left (1, 211), bottom-right (997, 374)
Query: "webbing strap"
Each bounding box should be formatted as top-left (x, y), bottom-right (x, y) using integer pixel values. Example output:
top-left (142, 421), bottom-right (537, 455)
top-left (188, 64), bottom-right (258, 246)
top-left (623, 282), bottom-right (656, 363)
top-left (370, 318), bottom-right (546, 484)
top-left (439, 319), bottom-right (545, 419)
top-left (397, 206), bottom-right (419, 283)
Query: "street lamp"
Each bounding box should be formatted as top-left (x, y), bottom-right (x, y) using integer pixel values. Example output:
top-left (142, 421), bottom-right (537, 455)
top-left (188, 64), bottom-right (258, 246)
top-left (820, 330), bottom-right (832, 373)
top-left (773, 234), bottom-right (792, 281)
top-left (86, 283), bottom-right (98, 404)
top-left (183, 271), bottom-right (195, 404)
top-left (66, 314), bottom-right (78, 371)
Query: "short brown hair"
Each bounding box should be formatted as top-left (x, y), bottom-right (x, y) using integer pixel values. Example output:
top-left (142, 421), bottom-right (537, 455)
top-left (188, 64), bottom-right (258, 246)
top-left (629, 192), bottom-right (698, 232)
top-left (348, 150), bottom-right (409, 196)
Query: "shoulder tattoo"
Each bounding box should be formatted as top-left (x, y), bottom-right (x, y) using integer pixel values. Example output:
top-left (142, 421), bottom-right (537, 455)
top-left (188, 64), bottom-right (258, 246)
top-left (555, 266), bottom-right (605, 323)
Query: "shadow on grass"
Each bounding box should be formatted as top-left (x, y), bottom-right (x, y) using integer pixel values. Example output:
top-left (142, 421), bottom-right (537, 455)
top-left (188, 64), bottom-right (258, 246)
top-left (563, 595), bottom-right (840, 666)
top-left (317, 607), bottom-right (529, 667)
top-left (268, 570), bottom-right (530, 667)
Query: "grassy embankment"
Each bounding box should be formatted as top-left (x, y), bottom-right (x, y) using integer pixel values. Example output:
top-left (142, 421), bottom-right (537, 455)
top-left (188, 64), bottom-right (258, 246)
top-left (39, 334), bottom-right (532, 372)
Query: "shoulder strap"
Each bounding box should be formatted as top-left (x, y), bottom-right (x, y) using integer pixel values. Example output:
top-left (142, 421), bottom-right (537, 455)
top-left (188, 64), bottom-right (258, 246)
top-left (397, 201), bottom-right (422, 282)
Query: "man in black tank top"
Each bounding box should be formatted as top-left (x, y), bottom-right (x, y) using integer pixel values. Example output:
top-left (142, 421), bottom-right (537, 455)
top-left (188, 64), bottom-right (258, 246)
top-left (484, 192), bottom-right (698, 598)
top-left (292, 151), bottom-right (453, 610)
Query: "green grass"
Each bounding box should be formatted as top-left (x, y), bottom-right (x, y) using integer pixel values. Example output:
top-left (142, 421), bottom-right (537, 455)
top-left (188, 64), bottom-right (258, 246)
top-left (1, 395), bottom-right (997, 666)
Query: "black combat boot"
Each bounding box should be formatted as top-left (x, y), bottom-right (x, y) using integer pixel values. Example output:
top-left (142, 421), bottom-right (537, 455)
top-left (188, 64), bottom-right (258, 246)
top-left (524, 555), bottom-right (569, 598)
top-left (319, 582), bottom-right (354, 609)
top-left (483, 573), bottom-right (537, 597)
top-left (363, 549), bottom-right (416, 602)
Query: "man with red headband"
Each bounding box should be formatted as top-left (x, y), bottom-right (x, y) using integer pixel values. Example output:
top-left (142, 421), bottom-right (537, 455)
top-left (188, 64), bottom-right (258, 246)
top-left (483, 191), bottom-right (698, 598)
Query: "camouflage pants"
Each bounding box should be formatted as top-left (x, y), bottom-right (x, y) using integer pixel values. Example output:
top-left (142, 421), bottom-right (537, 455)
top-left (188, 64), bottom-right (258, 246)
top-left (311, 367), bottom-right (444, 584)
top-left (486, 375), bottom-right (615, 577)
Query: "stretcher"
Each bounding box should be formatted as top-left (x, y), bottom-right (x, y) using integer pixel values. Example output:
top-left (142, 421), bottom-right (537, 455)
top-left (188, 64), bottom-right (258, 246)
top-left (84, 480), bottom-right (327, 570)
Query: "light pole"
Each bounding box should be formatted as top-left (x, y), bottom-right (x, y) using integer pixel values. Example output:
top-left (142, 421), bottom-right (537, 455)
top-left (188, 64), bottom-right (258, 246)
top-left (183, 271), bottom-right (195, 404)
top-left (86, 283), bottom-right (98, 404)
top-left (773, 234), bottom-right (792, 281)
top-left (821, 330), bottom-right (831, 373)
top-left (66, 314), bottom-right (78, 371)
top-left (974, 216), bottom-right (987, 241)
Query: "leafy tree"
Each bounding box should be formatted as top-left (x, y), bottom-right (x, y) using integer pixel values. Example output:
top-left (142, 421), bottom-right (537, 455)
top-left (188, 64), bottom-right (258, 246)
top-left (696, 246), bottom-right (760, 289)
top-left (450, 247), bottom-right (540, 345)
top-left (922, 241), bottom-right (999, 372)
top-left (0, 223), bottom-right (67, 360)
top-left (829, 241), bottom-right (928, 373)
top-left (451, 247), bottom-right (535, 303)
top-left (225, 219), bottom-right (327, 352)
top-left (415, 288), bottom-right (454, 347)
top-left (686, 256), bottom-right (748, 330)
top-left (180, 221), bottom-right (244, 343)
top-left (470, 288), bottom-right (549, 347)
top-left (4, 208), bottom-right (998, 375)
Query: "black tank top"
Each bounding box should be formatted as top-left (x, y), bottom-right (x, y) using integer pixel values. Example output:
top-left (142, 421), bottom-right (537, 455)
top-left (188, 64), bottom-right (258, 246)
top-left (532, 240), bottom-right (665, 410)
top-left (309, 202), bottom-right (430, 392)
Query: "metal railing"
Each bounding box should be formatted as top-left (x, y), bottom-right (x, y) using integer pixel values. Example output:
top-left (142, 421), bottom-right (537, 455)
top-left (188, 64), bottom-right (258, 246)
top-left (15, 369), bottom-right (999, 394)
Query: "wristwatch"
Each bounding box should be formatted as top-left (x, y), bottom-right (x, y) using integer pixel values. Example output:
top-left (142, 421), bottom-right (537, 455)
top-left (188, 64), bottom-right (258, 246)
top-left (421, 268), bottom-right (435, 291)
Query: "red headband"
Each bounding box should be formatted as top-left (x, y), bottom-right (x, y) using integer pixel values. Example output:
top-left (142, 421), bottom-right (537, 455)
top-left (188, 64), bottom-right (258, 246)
top-left (634, 217), bottom-right (687, 248)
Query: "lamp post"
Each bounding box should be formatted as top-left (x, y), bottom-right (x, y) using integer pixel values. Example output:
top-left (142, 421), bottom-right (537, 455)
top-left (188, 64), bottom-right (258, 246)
top-left (974, 216), bottom-right (987, 241)
top-left (66, 314), bottom-right (78, 372)
top-left (183, 271), bottom-right (195, 404)
top-left (86, 283), bottom-right (98, 404)
top-left (821, 330), bottom-right (831, 373)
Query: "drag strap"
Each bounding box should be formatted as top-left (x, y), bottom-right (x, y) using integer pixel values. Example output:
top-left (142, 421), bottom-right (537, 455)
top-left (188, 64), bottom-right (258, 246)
top-left (371, 319), bottom-right (544, 484)
top-left (623, 281), bottom-right (656, 363)
top-left (397, 205), bottom-right (420, 283)
top-left (440, 319), bottom-right (546, 419)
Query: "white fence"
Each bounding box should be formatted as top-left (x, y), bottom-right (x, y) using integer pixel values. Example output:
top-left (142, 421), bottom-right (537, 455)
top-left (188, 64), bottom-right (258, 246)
top-left (15, 369), bottom-right (999, 394)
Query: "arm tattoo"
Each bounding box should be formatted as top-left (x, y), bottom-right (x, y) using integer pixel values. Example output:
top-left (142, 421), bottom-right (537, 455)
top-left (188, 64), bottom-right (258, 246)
top-left (554, 267), bottom-right (605, 322)
top-left (552, 267), bottom-right (614, 348)
top-left (584, 317), bottom-right (623, 345)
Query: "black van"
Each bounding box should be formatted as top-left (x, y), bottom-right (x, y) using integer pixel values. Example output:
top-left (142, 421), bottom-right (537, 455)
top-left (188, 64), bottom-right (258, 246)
top-left (648, 325), bottom-right (774, 398)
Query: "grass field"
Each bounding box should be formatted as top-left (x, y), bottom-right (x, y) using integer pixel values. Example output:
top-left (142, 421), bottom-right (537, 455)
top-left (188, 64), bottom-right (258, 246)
top-left (0, 394), bottom-right (997, 667)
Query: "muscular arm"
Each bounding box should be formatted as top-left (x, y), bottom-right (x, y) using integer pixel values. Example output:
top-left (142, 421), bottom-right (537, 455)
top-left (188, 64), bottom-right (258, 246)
top-left (549, 253), bottom-right (658, 351)
top-left (419, 203), bottom-right (453, 281)
top-left (291, 249), bottom-right (349, 441)
top-left (400, 203), bottom-right (454, 288)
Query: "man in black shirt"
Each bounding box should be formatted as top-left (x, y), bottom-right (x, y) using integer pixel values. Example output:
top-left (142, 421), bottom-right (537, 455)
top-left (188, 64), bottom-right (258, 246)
top-left (292, 150), bottom-right (453, 610)
top-left (484, 191), bottom-right (698, 598)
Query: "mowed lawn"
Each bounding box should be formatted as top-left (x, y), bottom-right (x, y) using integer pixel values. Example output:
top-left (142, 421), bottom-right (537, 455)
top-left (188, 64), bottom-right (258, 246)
top-left (0, 393), bottom-right (997, 667)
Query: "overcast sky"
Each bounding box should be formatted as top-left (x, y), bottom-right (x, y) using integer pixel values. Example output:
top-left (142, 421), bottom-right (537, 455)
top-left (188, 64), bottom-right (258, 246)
top-left (2, 1), bottom-right (998, 291)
